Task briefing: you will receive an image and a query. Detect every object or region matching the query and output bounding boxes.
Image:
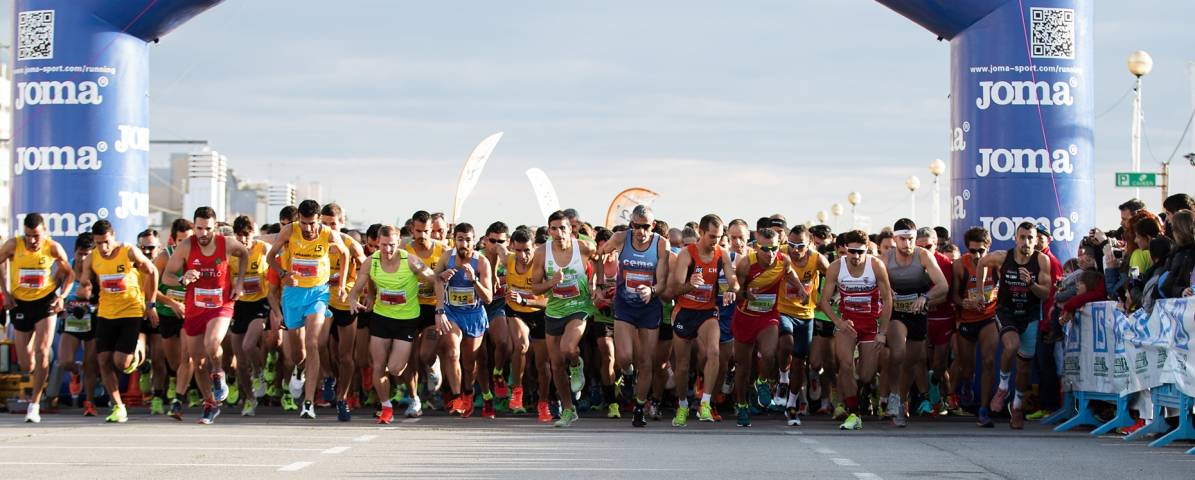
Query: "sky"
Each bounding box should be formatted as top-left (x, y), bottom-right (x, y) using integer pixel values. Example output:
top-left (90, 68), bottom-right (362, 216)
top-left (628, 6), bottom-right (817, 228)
top-left (9, 1), bottom-right (1195, 230)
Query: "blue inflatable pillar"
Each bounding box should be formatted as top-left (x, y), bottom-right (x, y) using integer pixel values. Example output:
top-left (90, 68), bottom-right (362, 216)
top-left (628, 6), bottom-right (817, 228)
top-left (877, 0), bottom-right (1093, 258)
top-left (11, 0), bottom-right (223, 250)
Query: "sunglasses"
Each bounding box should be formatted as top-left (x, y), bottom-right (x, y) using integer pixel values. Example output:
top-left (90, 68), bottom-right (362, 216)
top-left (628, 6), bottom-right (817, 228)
top-left (757, 245), bottom-right (779, 253)
top-left (789, 242), bottom-right (806, 250)
top-left (969, 248), bottom-right (987, 255)
top-left (488, 238), bottom-right (507, 244)
top-left (846, 247), bottom-right (867, 255)
top-left (630, 222), bottom-right (653, 231)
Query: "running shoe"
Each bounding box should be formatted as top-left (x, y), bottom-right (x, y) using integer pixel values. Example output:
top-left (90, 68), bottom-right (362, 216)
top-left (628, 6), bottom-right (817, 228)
top-left (886, 393), bottom-right (901, 418)
top-left (252, 374), bottom-right (267, 399)
top-left (461, 394), bottom-right (476, 418)
top-left (106, 404), bottom-right (128, 423)
top-left (649, 402), bottom-right (661, 421)
top-left (212, 371), bottom-right (229, 403)
top-left (832, 404), bottom-right (848, 420)
top-left (928, 381), bottom-right (941, 406)
top-left (1025, 409), bottom-right (1050, 421)
top-left (772, 382), bottom-right (790, 412)
top-left (24, 403), bottom-right (41, 423)
top-left (377, 405), bottom-right (394, 424)
top-left (405, 397), bottom-right (423, 418)
top-left (288, 367), bottom-right (305, 399)
top-left (710, 407), bottom-right (722, 422)
top-left (754, 379), bottom-right (771, 409)
top-left (281, 393), bottom-right (299, 411)
top-left (187, 389), bottom-right (202, 408)
top-left (482, 398), bottom-right (496, 419)
top-left (509, 386), bottom-right (526, 413)
top-left (427, 359), bottom-right (443, 391)
top-left (697, 402), bottom-right (714, 422)
top-left (493, 370), bottom-right (509, 399)
top-left (300, 400), bottom-right (317, 419)
top-left (977, 407), bottom-right (994, 428)
top-left (839, 413), bottom-right (862, 430)
top-left (721, 367), bottom-right (735, 395)
top-left (322, 377), bottom-right (336, 404)
top-left (990, 388), bottom-right (1009, 413)
top-left (122, 349), bottom-right (144, 375)
top-left (242, 399), bottom-right (257, 417)
top-left (139, 369), bottom-right (152, 393)
top-left (1009, 407), bottom-right (1025, 430)
top-left (917, 399), bottom-right (934, 416)
top-left (336, 400), bottom-right (351, 422)
top-left (199, 401), bottom-right (221, 425)
top-left (226, 383), bottom-right (240, 406)
top-left (608, 402), bottom-right (621, 419)
top-left (809, 377), bottom-right (822, 401)
top-left (169, 398), bottom-right (183, 420)
top-left (554, 408), bottom-right (579, 427)
top-left (150, 397), bottom-right (165, 415)
top-left (69, 372), bottom-right (82, 397)
top-left (537, 401), bottom-right (552, 423)
top-left (569, 362), bottom-right (586, 394)
top-left (736, 405), bottom-right (751, 427)
top-left (785, 407), bottom-right (802, 427)
top-left (672, 406), bottom-right (689, 427)
top-left (550, 401), bottom-right (561, 420)
top-left (82, 400), bottom-right (98, 417)
top-left (893, 411), bottom-right (908, 428)
top-left (266, 383), bottom-right (280, 399)
top-left (632, 403), bottom-right (647, 427)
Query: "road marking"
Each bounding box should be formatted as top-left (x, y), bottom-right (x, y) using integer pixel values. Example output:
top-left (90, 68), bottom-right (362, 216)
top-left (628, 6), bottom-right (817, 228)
top-left (783, 430), bottom-right (803, 435)
top-left (322, 446), bottom-right (350, 454)
top-left (831, 458), bottom-right (860, 467)
top-left (799, 438), bottom-right (818, 445)
top-left (402, 418), bottom-right (422, 424)
top-left (0, 461), bottom-right (283, 468)
top-left (379, 427), bottom-right (398, 430)
top-left (0, 445), bottom-right (324, 452)
top-left (853, 473), bottom-right (883, 479)
top-left (815, 447), bottom-right (838, 455)
top-left (278, 461), bottom-right (313, 472)
top-left (353, 434), bottom-right (377, 442)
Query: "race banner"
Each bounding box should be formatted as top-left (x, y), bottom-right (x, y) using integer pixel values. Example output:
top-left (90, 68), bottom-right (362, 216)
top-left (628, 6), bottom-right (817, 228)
top-left (603, 187), bottom-right (659, 229)
top-left (451, 132), bottom-right (504, 223)
top-left (524, 168), bottom-right (560, 221)
top-left (1067, 297), bottom-right (1195, 398)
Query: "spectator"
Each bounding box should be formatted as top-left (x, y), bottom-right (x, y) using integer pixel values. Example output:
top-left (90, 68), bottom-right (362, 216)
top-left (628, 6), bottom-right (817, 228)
top-left (1163, 193), bottom-right (1195, 239)
top-left (1136, 237), bottom-right (1175, 313)
top-left (1160, 210), bottom-right (1195, 298)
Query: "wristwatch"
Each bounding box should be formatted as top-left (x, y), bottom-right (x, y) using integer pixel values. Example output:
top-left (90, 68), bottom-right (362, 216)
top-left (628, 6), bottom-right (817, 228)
top-left (147, 301), bottom-right (157, 309)
top-left (435, 308), bottom-right (445, 315)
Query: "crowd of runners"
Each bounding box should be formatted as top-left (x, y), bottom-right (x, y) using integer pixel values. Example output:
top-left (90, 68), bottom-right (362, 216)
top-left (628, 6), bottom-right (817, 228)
top-left (4, 193), bottom-right (1194, 430)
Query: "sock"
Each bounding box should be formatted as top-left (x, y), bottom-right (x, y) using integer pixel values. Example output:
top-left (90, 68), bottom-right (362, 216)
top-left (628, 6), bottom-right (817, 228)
top-left (678, 398), bottom-right (689, 409)
top-left (462, 387), bottom-right (473, 397)
top-left (381, 399), bottom-right (393, 408)
top-left (492, 367), bottom-right (502, 377)
top-left (701, 392), bottom-right (712, 404)
top-left (636, 398), bottom-right (646, 407)
top-left (787, 391), bottom-right (800, 408)
top-left (602, 386), bottom-right (616, 404)
top-left (779, 370), bottom-right (790, 384)
top-left (1012, 391), bottom-right (1024, 410)
top-left (845, 396), bottom-right (859, 413)
top-left (737, 402), bottom-right (748, 410)
top-left (998, 371), bottom-right (1011, 390)
top-left (482, 391), bottom-right (494, 401)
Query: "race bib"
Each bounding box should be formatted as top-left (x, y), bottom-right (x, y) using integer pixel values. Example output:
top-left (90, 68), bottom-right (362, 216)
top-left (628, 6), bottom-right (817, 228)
top-left (746, 293), bottom-right (777, 313)
top-left (718, 278), bottom-right (729, 295)
top-left (418, 282), bottom-right (435, 299)
top-left (64, 312), bottom-right (92, 333)
top-left (893, 293), bottom-right (920, 314)
top-left (327, 272), bottom-right (341, 285)
top-left (18, 268), bottom-right (48, 289)
top-left (552, 279), bottom-right (580, 299)
top-left (379, 289), bottom-right (408, 306)
top-left (167, 289), bottom-right (186, 301)
top-left (244, 275), bottom-right (262, 295)
top-left (624, 270), bottom-right (654, 292)
top-left (292, 258), bottom-right (319, 277)
top-left (194, 287), bottom-right (223, 308)
top-left (968, 284), bottom-right (996, 304)
top-left (448, 286), bottom-right (476, 307)
top-left (842, 295), bottom-right (871, 313)
top-left (99, 273), bottom-right (127, 293)
top-left (684, 284), bottom-right (714, 304)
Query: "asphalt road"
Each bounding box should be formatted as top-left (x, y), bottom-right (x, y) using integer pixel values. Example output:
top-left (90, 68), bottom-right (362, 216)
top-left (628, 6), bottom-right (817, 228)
top-left (1, 407), bottom-right (1192, 479)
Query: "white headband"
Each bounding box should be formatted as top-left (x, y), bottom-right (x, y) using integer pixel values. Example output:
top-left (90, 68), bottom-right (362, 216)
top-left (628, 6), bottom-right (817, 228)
top-left (893, 229), bottom-right (915, 238)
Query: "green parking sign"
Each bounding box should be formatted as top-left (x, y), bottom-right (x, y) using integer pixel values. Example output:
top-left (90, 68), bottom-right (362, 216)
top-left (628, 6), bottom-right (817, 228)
top-left (1115, 172), bottom-right (1158, 187)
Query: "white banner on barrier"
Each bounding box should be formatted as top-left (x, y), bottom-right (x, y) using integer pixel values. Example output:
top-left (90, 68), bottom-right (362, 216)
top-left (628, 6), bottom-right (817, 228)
top-left (1067, 297), bottom-right (1195, 398)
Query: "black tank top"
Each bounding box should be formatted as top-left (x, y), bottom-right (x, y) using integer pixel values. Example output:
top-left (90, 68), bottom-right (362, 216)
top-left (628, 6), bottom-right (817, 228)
top-left (996, 248), bottom-right (1041, 319)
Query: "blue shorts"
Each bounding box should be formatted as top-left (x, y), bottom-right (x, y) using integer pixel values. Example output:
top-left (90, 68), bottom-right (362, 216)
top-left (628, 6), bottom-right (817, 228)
top-left (448, 307), bottom-right (489, 339)
top-left (282, 284), bottom-right (330, 330)
top-left (485, 299), bottom-right (506, 319)
top-left (613, 297), bottom-right (662, 330)
top-left (779, 314), bottom-right (794, 335)
top-left (673, 308), bottom-right (718, 340)
top-left (718, 305), bottom-right (735, 343)
top-left (783, 314), bottom-right (813, 358)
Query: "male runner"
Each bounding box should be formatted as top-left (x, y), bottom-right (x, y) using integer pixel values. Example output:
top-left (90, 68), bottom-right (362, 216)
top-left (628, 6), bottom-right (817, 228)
top-left (229, 215), bottom-right (272, 416)
top-left (321, 203), bottom-right (367, 421)
top-left (503, 228), bottom-right (549, 416)
top-left (433, 223), bottom-right (495, 418)
top-left (155, 219), bottom-right (193, 418)
top-left (57, 233), bottom-right (100, 417)
top-left (482, 222), bottom-right (513, 407)
top-left (779, 224), bottom-right (829, 422)
top-left (917, 227), bottom-right (957, 415)
top-left (950, 227), bottom-right (1000, 427)
top-left (405, 210), bottom-right (447, 417)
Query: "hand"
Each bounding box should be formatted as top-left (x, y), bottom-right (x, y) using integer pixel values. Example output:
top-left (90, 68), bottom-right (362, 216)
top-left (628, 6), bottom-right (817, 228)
top-left (350, 298), bottom-right (364, 314)
top-left (438, 269), bottom-right (456, 283)
top-left (269, 307), bottom-right (283, 330)
top-left (911, 295), bottom-right (928, 313)
top-left (3, 294), bottom-right (16, 310)
top-left (688, 272), bottom-right (704, 288)
top-left (435, 312), bottom-right (451, 336)
top-left (181, 269), bottom-right (201, 286)
top-left (1184, 287), bottom-right (1193, 297)
top-left (146, 308), bottom-right (160, 328)
top-left (551, 269), bottom-right (565, 286)
top-left (507, 290), bottom-right (523, 305)
top-left (460, 263), bottom-right (476, 282)
top-left (229, 279), bottom-right (244, 302)
top-left (336, 286), bottom-right (347, 304)
top-left (744, 287), bottom-right (757, 303)
top-left (1090, 228), bottom-right (1107, 243)
top-left (961, 297), bottom-right (977, 311)
top-left (1018, 267), bottom-right (1032, 284)
top-left (795, 286), bottom-right (810, 304)
top-left (591, 288), bottom-right (604, 304)
top-left (49, 295), bottom-right (65, 314)
top-left (169, 302), bottom-right (185, 318)
top-left (635, 285), bottom-right (653, 303)
top-left (834, 320), bottom-right (856, 338)
top-left (722, 291), bottom-right (736, 305)
top-left (1060, 310), bottom-right (1074, 325)
top-left (283, 271), bottom-right (299, 287)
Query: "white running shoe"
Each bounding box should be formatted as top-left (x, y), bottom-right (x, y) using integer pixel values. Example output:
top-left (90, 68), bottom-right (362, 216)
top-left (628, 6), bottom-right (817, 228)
top-left (25, 403), bottom-right (41, 423)
top-left (427, 360), bottom-right (443, 392)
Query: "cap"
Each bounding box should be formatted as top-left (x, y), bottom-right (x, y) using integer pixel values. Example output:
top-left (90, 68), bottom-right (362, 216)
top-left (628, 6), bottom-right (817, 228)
top-left (1035, 223), bottom-right (1052, 238)
top-left (916, 227), bottom-right (934, 239)
top-left (769, 218), bottom-right (788, 229)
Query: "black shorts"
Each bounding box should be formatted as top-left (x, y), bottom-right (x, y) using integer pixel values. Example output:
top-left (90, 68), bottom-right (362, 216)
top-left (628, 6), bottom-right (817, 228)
top-left (369, 313), bottom-right (420, 342)
top-left (231, 299), bottom-right (269, 335)
top-left (9, 292), bottom-right (57, 332)
top-left (418, 304), bottom-right (437, 331)
top-left (813, 320), bottom-right (835, 338)
top-left (891, 312), bottom-right (928, 342)
top-left (512, 309), bottom-right (546, 340)
top-left (158, 315), bottom-right (184, 339)
top-left (331, 307), bottom-right (357, 328)
top-left (61, 302), bottom-right (97, 341)
top-left (586, 320), bottom-right (615, 340)
top-left (672, 308), bottom-right (718, 340)
top-left (357, 310), bottom-right (371, 330)
top-left (958, 317), bottom-right (996, 343)
top-left (96, 317), bottom-right (142, 354)
top-left (545, 311), bottom-right (588, 337)
top-left (659, 322), bottom-right (674, 341)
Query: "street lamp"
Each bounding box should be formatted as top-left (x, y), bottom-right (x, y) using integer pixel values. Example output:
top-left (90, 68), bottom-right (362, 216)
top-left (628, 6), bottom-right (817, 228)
top-left (830, 203), bottom-right (844, 230)
top-left (847, 192), bottom-right (861, 228)
top-left (816, 210), bottom-right (828, 224)
top-left (928, 158), bottom-right (945, 227)
top-left (1128, 50), bottom-right (1153, 199)
top-left (905, 176), bottom-right (921, 222)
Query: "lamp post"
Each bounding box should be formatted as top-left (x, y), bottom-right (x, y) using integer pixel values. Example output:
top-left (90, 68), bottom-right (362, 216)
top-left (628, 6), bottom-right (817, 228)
top-left (1128, 50), bottom-right (1153, 200)
top-left (830, 203), bottom-right (844, 231)
top-left (905, 176), bottom-right (921, 222)
top-left (816, 210), bottom-right (828, 224)
top-left (928, 158), bottom-right (945, 227)
top-left (847, 192), bottom-right (861, 228)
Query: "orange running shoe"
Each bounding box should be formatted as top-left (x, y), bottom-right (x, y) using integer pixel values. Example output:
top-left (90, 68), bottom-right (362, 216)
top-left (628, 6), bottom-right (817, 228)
top-left (694, 377), bottom-right (705, 400)
top-left (377, 405), bottom-right (394, 424)
top-left (448, 396), bottom-right (465, 416)
top-left (509, 386), bottom-right (526, 413)
top-left (482, 398), bottom-right (496, 419)
top-left (82, 400), bottom-right (97, 417)
top-left (461, 393), bottom-right (476, 418)
top-left (537, 401), bottom-right (552, 423)
top-left (711, 408), bottom-right (722, 422)
top-left (69, 372), bottom-right (82, 397)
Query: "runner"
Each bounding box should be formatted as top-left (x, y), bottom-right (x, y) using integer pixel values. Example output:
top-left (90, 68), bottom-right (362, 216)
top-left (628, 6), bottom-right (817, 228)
top-left (482, 222), bottom-right (513, 415)
top-left (135, 229), bottom-right (169, 415)
top-left (917, 227), bottom-right (957, 415)
top-left (665, 214), bottom-right (739, 426)
top-left (883, 219), bottom-right (948, 427)
top-left (530, 210), bottom-right (600, 427)
top-left (949, 227), bottom-right (1000, 427)
top-left (155, 219), bottom-right (193, 419)
top-left (588, 228), bottom-right (619, 419)
top-left (433, 223), bottom-right (495, 418)
top-left (731, 228), bottom-right (806, 427)
top-left (266, 200), bottom-right (351, 419)
top-left (228, 215), bottom-right (271, 416)
top-left (976, 221), bottom-right (1051, 430)
top-left (818, 229), bottom-right (893, 430)
top-left (76, 219), bottom-right (160, 423)
top-left (347, 225), bottom-right (437, 424)
top-left (714, 220), bottom-right (750, 422)
top-left (56, 233), bottom-right (100, 417)
top-left (779, 224), bottom-right (829, 423)
top-left (162, 207), bottom-right (250, 424)
top-left (596, 205), bottom-right (670, 427)
top-left (320, 203), bottom-right (368, 421)
top-left (405, 210), bottom-right (447, 417)
top-left (0, 213), bottom-right (75, 423)
top-left (503, 228), bottom-right (549, 418)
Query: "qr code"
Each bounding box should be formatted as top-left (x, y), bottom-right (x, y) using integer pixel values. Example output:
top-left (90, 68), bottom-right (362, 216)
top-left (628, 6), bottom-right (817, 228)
top-left (17, 10), bottom-right (55, 61)
top-left (1030, 7), bottom-right (1074, 59)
